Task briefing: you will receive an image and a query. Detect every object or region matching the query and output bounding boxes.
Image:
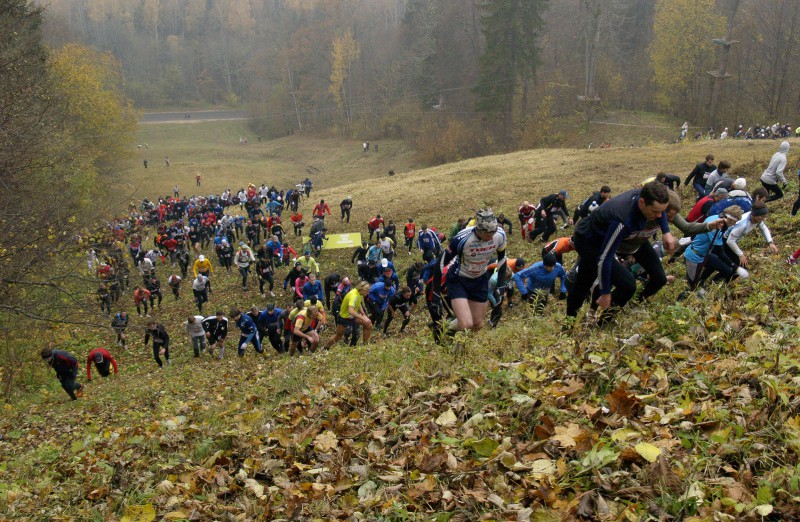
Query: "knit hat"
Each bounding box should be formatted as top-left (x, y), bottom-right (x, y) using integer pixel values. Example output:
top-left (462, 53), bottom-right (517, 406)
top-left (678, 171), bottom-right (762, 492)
top-left (543, 253), bottom-right (557, 267)
top-left (723, 205), bottom-right (743, 221)
top-left (732, 178), bottom-right (746, 190)
top-left (558, 190), bottom-right (568, 199)
top-left (94, 352), bottom-right (104, 363)
top-left (714, 188), bottom-right (729, 197)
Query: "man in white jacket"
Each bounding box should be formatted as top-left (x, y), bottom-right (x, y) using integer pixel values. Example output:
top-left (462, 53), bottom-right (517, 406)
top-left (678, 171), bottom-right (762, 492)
top-left (725, 203), bottom-right (779, 269)
top-left (760, 141), bottom-right (790, 202)
top-left (185, 315), bottom-right (207, 357)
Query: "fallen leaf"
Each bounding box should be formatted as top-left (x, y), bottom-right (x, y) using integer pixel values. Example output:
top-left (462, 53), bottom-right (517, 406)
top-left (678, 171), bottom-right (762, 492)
top-left (634, 442), bottom-right (662, 463)
top-left (313, 430), bottom-right (339, 453)
top-left (606, 383), bottom-right (643, 418)
top-left (436, 408), bottom-right (457, 426)
top-left (121, 504), bottom-right (156, 522)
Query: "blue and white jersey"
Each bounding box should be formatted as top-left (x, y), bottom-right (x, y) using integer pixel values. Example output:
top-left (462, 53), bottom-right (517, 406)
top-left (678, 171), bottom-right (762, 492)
top-left (442, 226), bottom-right (506, 279)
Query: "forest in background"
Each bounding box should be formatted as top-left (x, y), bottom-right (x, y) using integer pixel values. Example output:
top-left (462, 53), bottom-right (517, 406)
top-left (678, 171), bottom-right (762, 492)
top-left (39, 0), bottom-right (800, 157)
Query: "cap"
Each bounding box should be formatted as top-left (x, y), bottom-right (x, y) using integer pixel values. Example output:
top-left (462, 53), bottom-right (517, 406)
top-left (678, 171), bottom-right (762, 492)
top-left (516, 257), bottom-right (526, 268)
top-left (198, 255), bottom-right (205, 261)
top-left (732, 178), bottom-right (746, 190)
top-left (558, 190), bottom-right (568, 199)
top-left (381, 259), bottom-right (389, 268)
top-left (266, 303), bottom-right (276, 312)
top-left (723, 205), bottom-right (743, 221)
top-left (94, 352), bottom-right (104, 363)
top-left (475, 208), bottom-right (498, 233)
top-left (714, 188), bottom-right (728, 197)
top-left (295, 261), bottom-right (302, 266)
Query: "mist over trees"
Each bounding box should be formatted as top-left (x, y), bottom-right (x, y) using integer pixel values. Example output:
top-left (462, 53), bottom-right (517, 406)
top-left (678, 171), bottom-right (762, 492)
top-left (39, 0), bottom-right (800, 152)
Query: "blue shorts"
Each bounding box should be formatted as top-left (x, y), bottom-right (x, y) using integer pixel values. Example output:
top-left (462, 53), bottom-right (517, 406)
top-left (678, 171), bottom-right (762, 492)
top-left (446, 270), bottom-right (489, 303)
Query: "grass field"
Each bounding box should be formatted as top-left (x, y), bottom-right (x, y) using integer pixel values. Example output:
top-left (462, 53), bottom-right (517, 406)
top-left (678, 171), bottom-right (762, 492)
top-left (5, 127), bottom-right (800, 520)
top-left (117, 121), bottom-right (420, 202)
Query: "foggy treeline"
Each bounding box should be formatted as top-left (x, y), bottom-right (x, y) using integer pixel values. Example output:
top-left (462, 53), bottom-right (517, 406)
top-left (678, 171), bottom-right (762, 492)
top-left (40, 0), bottom-right (800, 153)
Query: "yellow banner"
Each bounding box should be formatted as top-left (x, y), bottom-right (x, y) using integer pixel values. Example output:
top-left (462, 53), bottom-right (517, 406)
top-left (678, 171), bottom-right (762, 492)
top-left (302, 233), bottom-right (362, 250)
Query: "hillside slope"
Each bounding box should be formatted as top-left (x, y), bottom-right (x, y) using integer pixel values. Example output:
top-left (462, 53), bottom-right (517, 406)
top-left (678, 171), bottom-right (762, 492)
top-left (3, 138), bottom-right (800, 520)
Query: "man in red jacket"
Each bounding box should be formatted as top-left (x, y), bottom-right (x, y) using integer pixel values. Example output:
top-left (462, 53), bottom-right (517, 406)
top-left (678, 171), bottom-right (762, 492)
top-left (368, 214), bottom-right (384, 242)
top-left (686, 188), bottom-right (728, 223)
top-left (86, 348), bottom-right (119, 381)
top-left (312, 199), bottom-right (332, 220)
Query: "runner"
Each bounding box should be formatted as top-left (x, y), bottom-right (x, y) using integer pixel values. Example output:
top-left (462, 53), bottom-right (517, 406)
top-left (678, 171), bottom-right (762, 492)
top-left (403, 218), bottom-right (416, 254)
top-left (144, 321), bottom-right (171, 368)
top-left (529, 191), bottom-right (572, 243)
top-left (566, 182), bottom-right (675, 325)
top-left (202, 311), bottom-right (229, 359)
top-left (417, 224), bottom-right (441, 262)
top-left (368, 214), bottom-right (384, 242)
top-left (324, 281), bottom-right (373, 349)
top-left (436, 209), bottom-right (507, 342)
top-left (192, 273), bottom-right (210, 314)
top-left (111, 311), bottom-right (129, 349)
top-left (340, 196), bottom-right (353, 223)
top-left (86, 347), bottom-right (118, 381)
top-left (230, 308), bottom-right (263, 357)
top-left (41, 346), bottom-right (83, 400)
top-left (383, 286), bottom-right (414, 335)
top-left (313, 199), bottom-right (332, 220)
top-left (760, 141), bottom-right (790, 202)
top-left (193, 254), bottom-right (213, 293)
top-left (725, 203), bottom-right (778, 268)
top-left (684, 206), bottom-right (746, 290)
top-left (573, 186), bottom-right (611, 224)
top-left (185, 315), bottom-right (207, 357)
top-left (168, 274), bottom-right (181, 300)
top-left (234, 242), bottom-right (255, 290)
top-left (684, 154), bottom-right (716, 200)
top-left (518, 201), bottom-right (536, 240)
top-left (513, 253), bottom-right (567, 313)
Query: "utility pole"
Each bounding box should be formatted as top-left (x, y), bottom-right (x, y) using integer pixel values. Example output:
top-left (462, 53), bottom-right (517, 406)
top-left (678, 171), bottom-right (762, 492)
top-left (708, 0), bottom-right (740, 129)
top-left (578, 0), bottom-right (603, 123)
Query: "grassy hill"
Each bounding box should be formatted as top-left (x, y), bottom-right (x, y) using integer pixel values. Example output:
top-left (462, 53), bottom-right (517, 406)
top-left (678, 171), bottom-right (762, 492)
top-left (117, 121), bottom-right (420, 202)
top-left (3, 134), bottom-right (800, 520)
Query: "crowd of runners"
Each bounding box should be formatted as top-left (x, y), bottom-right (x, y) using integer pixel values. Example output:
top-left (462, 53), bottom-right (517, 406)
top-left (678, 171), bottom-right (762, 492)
top-left (44, 142), bottom-right (796, 399)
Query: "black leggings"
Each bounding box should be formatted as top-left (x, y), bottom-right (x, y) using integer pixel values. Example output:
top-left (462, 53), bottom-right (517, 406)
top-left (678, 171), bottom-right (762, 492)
top-left (762, 181), bottom-right (784, 202)
top-left (58, 369), bottom-right (80, 400)
top-left (259, 274), bottom-right (274, 293)
top-left (152, 340), bottom-right (169, 367)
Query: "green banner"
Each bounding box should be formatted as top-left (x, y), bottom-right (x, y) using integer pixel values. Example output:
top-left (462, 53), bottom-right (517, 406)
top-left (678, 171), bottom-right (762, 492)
top-left (302, 233), bottom-right (362, 250)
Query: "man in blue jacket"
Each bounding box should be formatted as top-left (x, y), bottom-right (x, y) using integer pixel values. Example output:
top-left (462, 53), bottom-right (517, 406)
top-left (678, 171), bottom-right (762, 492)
top-left (367, 281), bottom-right (396, 329)
top-left (566, 182), bottom-right (674, 324)
top-left (230, 308), bottom-right (262, 357)
top-left (258, 303), bottom-right (285, 353)
top-left (41, 346), bottom-right (83, 400)
top-left (513, 254), bottom-right (566, 312)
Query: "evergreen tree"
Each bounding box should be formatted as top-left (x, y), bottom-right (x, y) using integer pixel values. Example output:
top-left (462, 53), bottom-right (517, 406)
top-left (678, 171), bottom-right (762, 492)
top-left (474, 0), bottom-right (548, 127)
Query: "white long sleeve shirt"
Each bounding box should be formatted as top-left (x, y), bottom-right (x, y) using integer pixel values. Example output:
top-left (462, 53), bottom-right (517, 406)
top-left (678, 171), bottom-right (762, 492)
top-left (725, 212), bottom-right (773, 257)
